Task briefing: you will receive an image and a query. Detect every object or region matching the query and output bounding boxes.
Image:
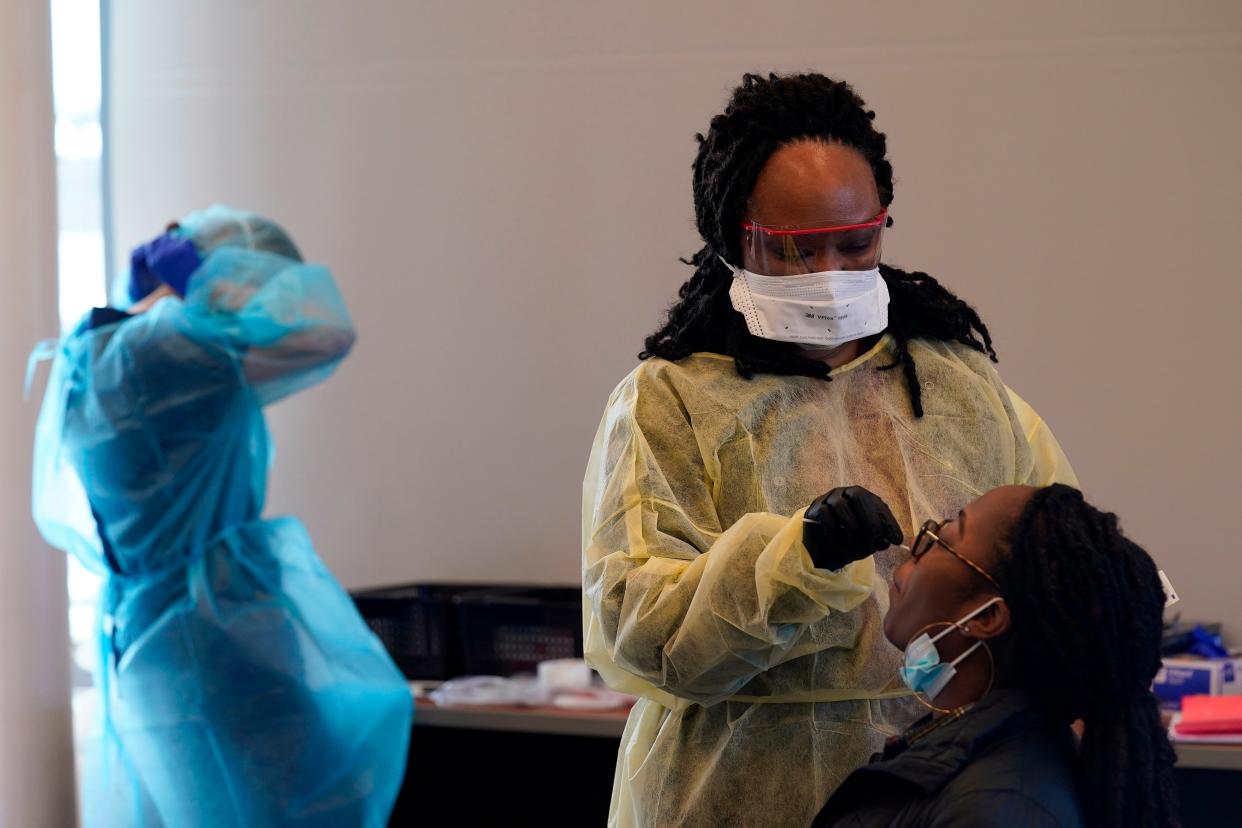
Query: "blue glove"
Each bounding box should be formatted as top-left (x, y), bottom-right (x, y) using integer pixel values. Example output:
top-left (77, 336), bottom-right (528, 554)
top-left (143, 233), bottom-right (202, 297)
top-left (127, 233), bottom-right (203, 301)
top-left (127, 244), bottom-right (162, 303)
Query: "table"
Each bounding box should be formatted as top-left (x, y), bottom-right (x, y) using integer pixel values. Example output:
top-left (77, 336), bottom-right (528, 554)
top-left (1175, 741), bottom-right (1242, 772)
top-left (389, 694), bottom-right (630, 825)
top-left (410, 697), bottom-right (629, 738)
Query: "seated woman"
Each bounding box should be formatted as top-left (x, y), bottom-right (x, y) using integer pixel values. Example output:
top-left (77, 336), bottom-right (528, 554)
top-left (813, 484), bottom-right (1177, 827)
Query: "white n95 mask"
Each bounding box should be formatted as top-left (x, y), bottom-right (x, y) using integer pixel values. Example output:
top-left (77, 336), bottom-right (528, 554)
top-left (721, 259), bottom-right (891, 349)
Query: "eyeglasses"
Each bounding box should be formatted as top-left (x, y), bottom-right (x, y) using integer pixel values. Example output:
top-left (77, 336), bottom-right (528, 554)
top-left (738, 210), bottom-right (888, 276)
top-left (740, 210), bottom-right (888, 236)
top-left (909, 518), bottom-right (1000, 590)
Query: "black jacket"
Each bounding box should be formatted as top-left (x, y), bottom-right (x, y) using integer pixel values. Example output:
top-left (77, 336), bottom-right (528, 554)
top-left (813, 688), bottom-right (1085, 827)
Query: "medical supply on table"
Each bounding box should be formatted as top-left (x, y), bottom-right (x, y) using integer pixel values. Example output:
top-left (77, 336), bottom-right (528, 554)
top-left (1163, 620), bottom-right (1225, 655)
top-left (1182, 625), bottom-right (1229, 658)
top-left (429, 659), bottom-right (635, 710)
top-left (430, 675), bottom-right (552, 707)
top-left (538, 658), bottom-right (594, 691)
top-left (552, 688), bottom-right (636, 711)
top-left (1153, 618), bottom-right (1241, 711)
top-left (1154, 653), bottom-right (1242, 711)
top-left (1170, 695), bottom-right (1242, 743)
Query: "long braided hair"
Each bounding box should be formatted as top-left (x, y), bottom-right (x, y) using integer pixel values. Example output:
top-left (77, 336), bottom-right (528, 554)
top-left (995, 484), bottom-right (1178, 827)
top-left (641, 72), bottom-right (994, 417)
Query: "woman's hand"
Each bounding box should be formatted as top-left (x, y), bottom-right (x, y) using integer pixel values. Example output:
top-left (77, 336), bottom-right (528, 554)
top-left (802, 486), bottom-right (902, 571)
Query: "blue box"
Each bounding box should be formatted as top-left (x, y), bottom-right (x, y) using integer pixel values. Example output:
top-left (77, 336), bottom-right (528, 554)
top-left (1152, 655), bottom-right (1242, 711)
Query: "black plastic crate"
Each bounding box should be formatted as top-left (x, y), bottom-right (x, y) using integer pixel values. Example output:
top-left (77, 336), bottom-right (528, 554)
top-left (454, 586), bottom-right (583, 677)
top-left (351, 583), bottom-right (493, 680)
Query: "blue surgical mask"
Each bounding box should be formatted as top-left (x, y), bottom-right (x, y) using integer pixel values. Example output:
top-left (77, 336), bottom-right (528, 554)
top-left (899, 597), bottom-right (1004, 699)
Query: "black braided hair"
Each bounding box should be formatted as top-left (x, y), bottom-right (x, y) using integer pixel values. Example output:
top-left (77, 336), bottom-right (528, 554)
top-left (994, 484), bottom-right (1178, 828)
top-left (640, 72), bottom-right (995, 417)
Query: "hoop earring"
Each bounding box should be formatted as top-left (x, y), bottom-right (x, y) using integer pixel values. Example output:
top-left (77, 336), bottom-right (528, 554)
top-left (902, 621), bottom-right (997, 716)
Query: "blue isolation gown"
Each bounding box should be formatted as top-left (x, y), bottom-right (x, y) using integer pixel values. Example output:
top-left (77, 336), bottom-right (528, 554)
top-left (33, 247), bottom-right (412, 827)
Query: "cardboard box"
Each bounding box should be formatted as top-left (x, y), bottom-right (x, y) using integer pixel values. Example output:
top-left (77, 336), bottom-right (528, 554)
top-left (1153, 655), bottom-right (1242, 711)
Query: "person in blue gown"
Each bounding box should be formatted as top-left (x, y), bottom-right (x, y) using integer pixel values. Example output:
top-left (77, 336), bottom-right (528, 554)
top-left (32, 205), bottom-right (412, 827)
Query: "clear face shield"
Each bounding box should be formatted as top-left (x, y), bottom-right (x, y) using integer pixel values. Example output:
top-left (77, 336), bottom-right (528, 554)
top-left (739, 209), bottom-right (887, 276)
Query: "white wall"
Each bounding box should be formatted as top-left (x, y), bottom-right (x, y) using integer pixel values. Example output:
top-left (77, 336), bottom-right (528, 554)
top-left (109, 2), bottom-right (1242, 636)
top-left (1, 0), bottom-right (77, 824)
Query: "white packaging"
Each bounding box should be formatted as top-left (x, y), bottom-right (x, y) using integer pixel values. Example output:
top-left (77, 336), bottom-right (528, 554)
top-left (537, 658), bottom-right (593, 691)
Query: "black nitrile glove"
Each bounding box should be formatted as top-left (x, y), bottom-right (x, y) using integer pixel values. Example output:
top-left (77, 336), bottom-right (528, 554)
top-left (802, 486), bottom-right (903, 571)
